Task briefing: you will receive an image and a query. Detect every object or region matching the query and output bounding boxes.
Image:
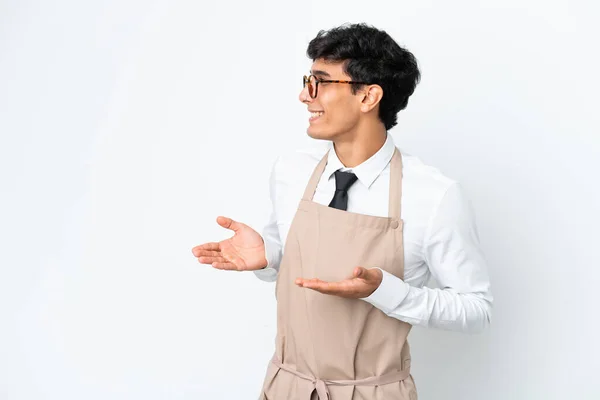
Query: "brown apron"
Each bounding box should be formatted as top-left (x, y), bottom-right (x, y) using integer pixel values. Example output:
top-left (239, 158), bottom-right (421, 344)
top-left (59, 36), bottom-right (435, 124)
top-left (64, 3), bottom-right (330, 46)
top-left (260, 147), bottom-right (417, 400)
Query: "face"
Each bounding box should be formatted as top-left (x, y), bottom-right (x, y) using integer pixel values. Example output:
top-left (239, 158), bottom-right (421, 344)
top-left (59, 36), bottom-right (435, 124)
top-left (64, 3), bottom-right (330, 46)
top-left (299, 59), bottom-right (364, 141)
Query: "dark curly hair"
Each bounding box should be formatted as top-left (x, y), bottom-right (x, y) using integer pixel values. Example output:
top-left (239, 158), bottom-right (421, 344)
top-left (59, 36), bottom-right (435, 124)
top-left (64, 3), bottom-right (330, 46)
top-left (307, 23), bottom-right (420, 131)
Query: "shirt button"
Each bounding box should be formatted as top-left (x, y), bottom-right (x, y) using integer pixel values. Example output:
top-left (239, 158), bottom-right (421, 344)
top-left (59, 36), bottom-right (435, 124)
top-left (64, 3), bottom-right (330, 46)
top-left (390, 220), bottom-right (399, 229)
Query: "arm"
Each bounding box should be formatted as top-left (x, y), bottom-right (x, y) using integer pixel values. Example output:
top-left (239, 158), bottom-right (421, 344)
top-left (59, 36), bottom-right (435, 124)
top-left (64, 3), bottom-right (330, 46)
top-left (253, 156), bottom-right (283, 282)
top-left (361, 182), bottom-right (493, 333)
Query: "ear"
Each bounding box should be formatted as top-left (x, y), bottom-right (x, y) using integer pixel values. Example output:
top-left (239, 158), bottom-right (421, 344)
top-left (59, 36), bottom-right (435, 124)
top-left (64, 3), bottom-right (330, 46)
top-left (359, 84), bottom-right (383, 113)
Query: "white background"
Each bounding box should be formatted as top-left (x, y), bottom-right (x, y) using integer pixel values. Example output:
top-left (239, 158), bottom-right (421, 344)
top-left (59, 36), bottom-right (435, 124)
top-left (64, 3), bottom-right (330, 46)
top-left (1, 0), bottom-right (599, 399)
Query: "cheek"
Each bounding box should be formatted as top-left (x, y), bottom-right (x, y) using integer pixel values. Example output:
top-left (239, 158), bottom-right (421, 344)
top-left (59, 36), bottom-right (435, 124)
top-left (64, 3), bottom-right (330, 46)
top-left (323, 93), bottom-right (350, 116)
top-left (325, 97), bottom-right (359, 125)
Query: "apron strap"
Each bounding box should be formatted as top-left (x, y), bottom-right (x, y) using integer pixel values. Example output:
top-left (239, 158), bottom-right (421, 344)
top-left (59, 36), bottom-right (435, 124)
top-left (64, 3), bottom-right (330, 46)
top-left (270, 355), bottom-right (410, 400)
top-left (301, 150), bottom-right (329, 202)
top-left (388, 148), bottom-right (403, 220)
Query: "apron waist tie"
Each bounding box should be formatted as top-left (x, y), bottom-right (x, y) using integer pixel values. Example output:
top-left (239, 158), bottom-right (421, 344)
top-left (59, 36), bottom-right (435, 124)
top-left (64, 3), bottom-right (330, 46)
top-left (270, 355), bottom-right (411, 400)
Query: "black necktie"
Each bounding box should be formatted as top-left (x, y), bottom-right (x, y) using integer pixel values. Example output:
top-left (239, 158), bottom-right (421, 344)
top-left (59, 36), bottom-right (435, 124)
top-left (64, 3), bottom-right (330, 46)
top-left (328, 170), bottom-right (358, 211)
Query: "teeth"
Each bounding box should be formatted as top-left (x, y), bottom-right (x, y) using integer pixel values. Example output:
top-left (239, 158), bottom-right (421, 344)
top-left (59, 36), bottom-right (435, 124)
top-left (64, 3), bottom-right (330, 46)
top-left (311, 112), bottom-right (324, 118)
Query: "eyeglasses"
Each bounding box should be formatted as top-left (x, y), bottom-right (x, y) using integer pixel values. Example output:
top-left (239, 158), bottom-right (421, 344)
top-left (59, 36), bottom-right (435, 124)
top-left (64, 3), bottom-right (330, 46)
top-left (302, 74), bottom-right (370, 99)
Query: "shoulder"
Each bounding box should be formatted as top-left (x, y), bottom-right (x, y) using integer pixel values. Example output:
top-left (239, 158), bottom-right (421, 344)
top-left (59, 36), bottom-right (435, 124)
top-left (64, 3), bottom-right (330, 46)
top-left (399, 147), bottom-right (458, 198)
top-left (396, 147), bottom-right (473, 229)
top-left (397, 148), bottom-right (477, 235)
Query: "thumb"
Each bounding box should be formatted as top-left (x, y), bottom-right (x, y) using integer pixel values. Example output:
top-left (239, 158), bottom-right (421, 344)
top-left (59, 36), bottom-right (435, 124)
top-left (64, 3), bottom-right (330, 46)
top-left (354, 267), bottom-right (379, 282)
top-left (354, 266), bottom-right (368, 279)
top-left (216, 216), bottom-right (241, 232)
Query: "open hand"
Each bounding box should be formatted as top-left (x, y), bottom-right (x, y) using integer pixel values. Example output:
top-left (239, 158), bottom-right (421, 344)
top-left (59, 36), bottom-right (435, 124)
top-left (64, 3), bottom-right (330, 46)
top-left (295, 267), bottom-right (383, 298)
top-left (191, 216), bottom-right (268, 271)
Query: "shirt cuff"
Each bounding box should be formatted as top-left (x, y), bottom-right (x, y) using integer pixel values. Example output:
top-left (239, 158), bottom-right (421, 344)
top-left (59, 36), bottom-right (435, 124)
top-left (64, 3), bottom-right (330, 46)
top-left (252, 238), bottom-right (279, 282)
top-left (360, 268), bottom-right (410, 314)
top-left (253, 266), bottom-right (278, 282)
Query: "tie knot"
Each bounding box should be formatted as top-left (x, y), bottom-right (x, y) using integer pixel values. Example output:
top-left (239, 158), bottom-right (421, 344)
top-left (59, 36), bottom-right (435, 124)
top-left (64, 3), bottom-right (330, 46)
top-left (334, 170), bottom-right (358, 192)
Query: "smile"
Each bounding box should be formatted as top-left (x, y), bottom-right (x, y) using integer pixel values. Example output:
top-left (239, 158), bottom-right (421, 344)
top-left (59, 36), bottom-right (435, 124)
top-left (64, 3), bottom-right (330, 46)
top-left (309, 111), bottom-right (324, 121)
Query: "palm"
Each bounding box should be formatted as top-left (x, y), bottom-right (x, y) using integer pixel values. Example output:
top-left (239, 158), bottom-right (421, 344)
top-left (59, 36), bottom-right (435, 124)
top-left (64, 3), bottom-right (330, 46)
top-left (295, 267), bottom-right (383, 298)
top-left (192, 216), bottom-right (268, 271)
top-left (218, 224), bottom-right (265, 269)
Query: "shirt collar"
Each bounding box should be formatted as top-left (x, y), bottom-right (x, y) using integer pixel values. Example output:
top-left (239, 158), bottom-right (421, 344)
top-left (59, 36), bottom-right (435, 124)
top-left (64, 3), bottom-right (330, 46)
top-left (322, 133), bottom-right (396, 189)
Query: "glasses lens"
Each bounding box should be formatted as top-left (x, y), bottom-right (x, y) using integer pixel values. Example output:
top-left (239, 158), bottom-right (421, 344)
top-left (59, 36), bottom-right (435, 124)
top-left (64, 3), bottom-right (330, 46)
top-left (303, 75), bottom-right (316, 98)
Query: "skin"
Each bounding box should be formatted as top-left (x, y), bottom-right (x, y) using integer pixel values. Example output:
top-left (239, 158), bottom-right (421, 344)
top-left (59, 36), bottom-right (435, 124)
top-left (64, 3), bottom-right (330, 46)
top-left (192, 57), bottom-right (389, 298)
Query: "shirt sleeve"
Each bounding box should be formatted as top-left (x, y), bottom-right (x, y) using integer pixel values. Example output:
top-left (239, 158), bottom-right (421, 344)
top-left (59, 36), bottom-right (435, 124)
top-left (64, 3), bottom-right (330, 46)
top-left (253, 156), bottom-right (283, 282)
top-left (361, 182), bottom-right (493, 333)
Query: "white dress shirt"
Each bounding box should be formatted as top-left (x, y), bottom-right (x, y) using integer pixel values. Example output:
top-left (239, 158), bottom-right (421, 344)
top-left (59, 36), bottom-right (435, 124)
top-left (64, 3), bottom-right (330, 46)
top-left (254, 133), bottom-right (493, 333)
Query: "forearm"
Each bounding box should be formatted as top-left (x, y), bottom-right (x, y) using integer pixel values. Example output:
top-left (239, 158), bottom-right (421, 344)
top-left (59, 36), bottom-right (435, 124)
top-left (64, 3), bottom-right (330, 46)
top-left (362, 269), bottom-right (493, 333)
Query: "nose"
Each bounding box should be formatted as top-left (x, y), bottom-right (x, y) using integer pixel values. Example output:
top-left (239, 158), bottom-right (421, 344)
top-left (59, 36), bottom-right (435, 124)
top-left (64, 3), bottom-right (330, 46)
top-left (299, 85), bottom-right (312, 104)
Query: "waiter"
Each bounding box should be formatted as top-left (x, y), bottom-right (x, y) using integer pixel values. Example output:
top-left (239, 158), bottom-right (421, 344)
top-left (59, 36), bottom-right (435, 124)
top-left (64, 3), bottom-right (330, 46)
top-left (192, 23), bottom-right (493, 400)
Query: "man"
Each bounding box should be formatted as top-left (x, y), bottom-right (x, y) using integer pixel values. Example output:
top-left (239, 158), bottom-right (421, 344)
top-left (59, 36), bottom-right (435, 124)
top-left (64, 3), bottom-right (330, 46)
top-left (192, 23), bottom-right (492, 400)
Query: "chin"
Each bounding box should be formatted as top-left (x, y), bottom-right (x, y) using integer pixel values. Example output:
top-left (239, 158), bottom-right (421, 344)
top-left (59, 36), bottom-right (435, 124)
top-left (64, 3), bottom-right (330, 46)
top-left (306, 127), bottom-right (333, 141)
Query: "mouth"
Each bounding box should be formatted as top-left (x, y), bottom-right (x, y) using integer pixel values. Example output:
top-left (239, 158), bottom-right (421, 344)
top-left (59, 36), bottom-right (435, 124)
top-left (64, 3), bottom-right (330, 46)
top-left (309, 111), bottom-right (324, 122)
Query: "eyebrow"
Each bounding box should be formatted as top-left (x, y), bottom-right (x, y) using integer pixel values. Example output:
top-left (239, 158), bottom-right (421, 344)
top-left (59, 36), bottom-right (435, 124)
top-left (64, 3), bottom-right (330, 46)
top-left (310, 69), bottom-right (331, 78)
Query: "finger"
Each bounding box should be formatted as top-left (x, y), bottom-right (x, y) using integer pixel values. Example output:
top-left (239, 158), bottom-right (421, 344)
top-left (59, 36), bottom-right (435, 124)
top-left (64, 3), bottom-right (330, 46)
top-left (315, 280), bottom-right (363, 297)
top-left (212, 261), bottom-right (243, 271)
top-left (295, 277), bottom-right (321, 286)
top-left (194, 249), bottom-right (222, 258)
top-left (216, 216), bottom-right (242, 232)
top-left (191, 243), bottom-right (220, 255)
top-left (197, 255), bottom-right (227, 265)
top-left (299, 279), bottom-right (341, 294)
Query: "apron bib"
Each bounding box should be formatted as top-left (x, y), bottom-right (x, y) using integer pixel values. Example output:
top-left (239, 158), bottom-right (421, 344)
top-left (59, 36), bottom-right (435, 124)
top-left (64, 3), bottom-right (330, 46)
top-left (260, 148), bottom-right (417, 400)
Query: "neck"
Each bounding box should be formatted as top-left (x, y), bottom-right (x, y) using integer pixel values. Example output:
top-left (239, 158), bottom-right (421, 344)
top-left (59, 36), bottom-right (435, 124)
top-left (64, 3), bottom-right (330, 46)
top-left (332, 124), bottom-right (387, 168)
